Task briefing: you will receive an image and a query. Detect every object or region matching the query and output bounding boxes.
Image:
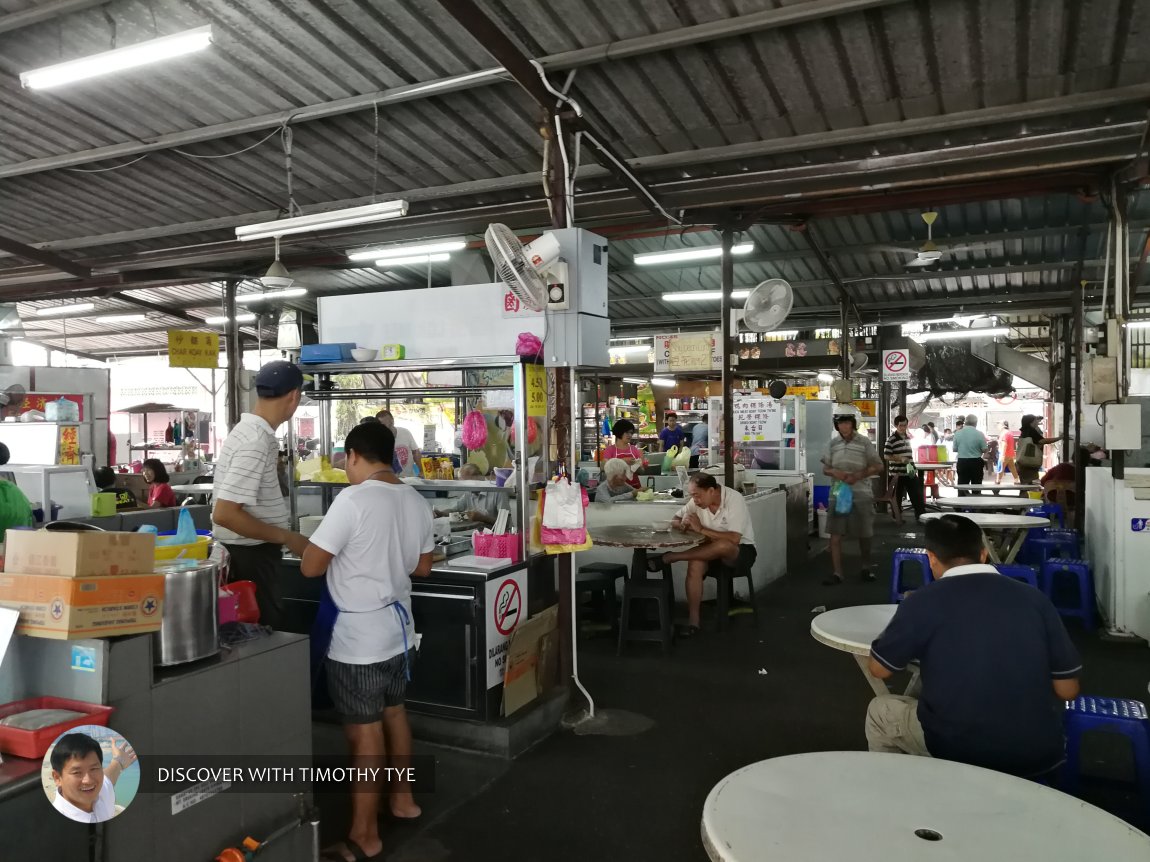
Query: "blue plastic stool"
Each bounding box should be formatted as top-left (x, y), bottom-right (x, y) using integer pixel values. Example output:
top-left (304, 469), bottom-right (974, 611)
top-left (1041, 558), bottom-right (1095, 629)
top-left (1063, 697), bottom-right (1150, 802)
top-left (995, 563), bottom-right (1039, 588)
top-left (890, 548), bottom-right (931, 603)
top-left (1019, 527), bottom-right (1080, 566)
top-left (1026, 503), bottom-right (1065, 528)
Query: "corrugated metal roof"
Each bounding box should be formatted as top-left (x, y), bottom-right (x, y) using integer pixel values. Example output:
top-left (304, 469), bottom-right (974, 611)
top-left (1, 0), bottom-right (1148, 356)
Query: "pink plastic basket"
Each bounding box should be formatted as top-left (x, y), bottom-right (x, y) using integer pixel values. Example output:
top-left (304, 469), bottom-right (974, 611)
top-left (472, 532), bottom-right (522, 564)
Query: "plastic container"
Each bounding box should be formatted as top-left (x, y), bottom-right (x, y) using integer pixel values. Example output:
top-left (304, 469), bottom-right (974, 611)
top-left (154, 535), bottom-right (211, 561)
top-left (494, 468), bottom-right (514, 487)
top-left (0, 696), bottom-right (115, 759)
top-left (472, 532), bottom-right (522, 564)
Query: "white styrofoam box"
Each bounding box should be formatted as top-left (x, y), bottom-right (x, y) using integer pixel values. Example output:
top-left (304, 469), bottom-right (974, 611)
top-left (1103, 403), bottom-right (1142, 450)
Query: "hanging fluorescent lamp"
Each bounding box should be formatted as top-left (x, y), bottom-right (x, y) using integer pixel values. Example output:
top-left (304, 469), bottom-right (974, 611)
top-left (20, 25), bottom-right (214, 90)
top-left (1126, 321), bottom-right (1150, 330)
top-left (635, 243), bottom-right (753, 266)
top-left (205, 314), bottom-right (257, 325)
top-left (375, 253), bottom-right (450, 268)
top-left (622, 377), bottom-right (648, 385)
top-left (35, 302), bottom-right (95, 317)
top-left (608, 344), bottom-right (651, 355)
top-left (235, 288), bottom-right (307, 304)
top-left (348, 238), bottom-right (467, 262)
top-left (662, 290), bottom-right (751, 302)
top-left (94, 314), bottom-right (146, 323)
top-left (649, 377), bottom-right (676, 387)
top-left (913, 327), bottom-right (1008, 342)
top-left (235, 200), bottom-right (408, 241)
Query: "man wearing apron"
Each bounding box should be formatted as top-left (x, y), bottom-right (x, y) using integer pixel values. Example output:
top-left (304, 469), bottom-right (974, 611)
top-left (300, 422), bottom-right (434, 862)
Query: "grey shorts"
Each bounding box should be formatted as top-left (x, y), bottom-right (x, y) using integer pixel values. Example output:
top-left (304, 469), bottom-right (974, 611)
top-left (827, 501), bottom-right (875, 538)
top-left (326, 649), bottom-right (415, 724)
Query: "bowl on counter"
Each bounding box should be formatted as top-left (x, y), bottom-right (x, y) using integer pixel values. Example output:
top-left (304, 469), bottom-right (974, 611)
top-left (350, 347), bottom-right (378, 361)
top-left (651, 519), bottom-right (673, 531)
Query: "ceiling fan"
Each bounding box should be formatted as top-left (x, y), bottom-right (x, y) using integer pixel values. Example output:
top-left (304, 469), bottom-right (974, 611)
top-left (879, 212), bottom-right (998, 269)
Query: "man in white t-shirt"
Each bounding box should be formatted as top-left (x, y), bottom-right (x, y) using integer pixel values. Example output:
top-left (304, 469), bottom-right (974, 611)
top-left (654, 472), bottom-right (757, 638)
top-left (301, 422), bottom-right (434, 862)
top-left (50, 732), bottom-right (136, 823)
top-left (376, 409), bottom-right (422, 478)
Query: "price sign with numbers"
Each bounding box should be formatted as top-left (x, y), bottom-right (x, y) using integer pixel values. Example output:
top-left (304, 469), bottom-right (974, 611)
top-left (525, 365), bottom-right (547, 417)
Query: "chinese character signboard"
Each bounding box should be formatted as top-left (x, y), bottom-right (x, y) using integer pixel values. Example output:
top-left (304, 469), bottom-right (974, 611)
top-left (655, 333), bottom-right (723, 373)
top-left (20, 394), bottom-right (84, 420)
top-left (57, 425), bottom-right (80, 465)
top-left (501, 290), bottom-right (542, 319)
top-left (525, 365), bottom-right (547, 417)
top-left (786, 385), bottom-right (821, 400)
top-left (732, 397), bottom-right (783, 443)
top-left (168, 331), bottom-right (220, 369)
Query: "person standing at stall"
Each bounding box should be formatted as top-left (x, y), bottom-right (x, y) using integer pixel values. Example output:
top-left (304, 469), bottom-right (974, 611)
top-left (952, 414), bottom-right (988, 495)
top-left (603, 419), bottom-right (644, 489)
top-left (996, 421), bottom-right (1020, 485)
top-left (884, 415), bottom-right (925, 522)
top-left (659, 412), bottom-right (686, 452)
top-left (822, 412), bottom-right (884, 586)
top-left (212, 360), bottom-right (309, 629)
top-left (300, 421), bottom-right (434, 862)
top-left (142, 458), bottom-right (177, 508)
top-left (1017, 414), bottom-right (1063, 486)
top-left (376, 409), bottom-right (422, 478)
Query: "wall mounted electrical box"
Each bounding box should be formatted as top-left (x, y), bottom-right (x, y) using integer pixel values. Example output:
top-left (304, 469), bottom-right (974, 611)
top-left (1103, 403), bottom-right (1142, 450)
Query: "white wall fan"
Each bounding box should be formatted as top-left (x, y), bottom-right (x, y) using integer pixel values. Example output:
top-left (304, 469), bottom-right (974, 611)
top-left (740, 277), bottom-right (794, 333)
top-left (879, 211), bottom-right (997, 269)
top-left (484, 224), bottom-right (568, 311)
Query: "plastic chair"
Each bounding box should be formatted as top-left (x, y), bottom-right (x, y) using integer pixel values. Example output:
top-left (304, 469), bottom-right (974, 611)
top-left (1041, 558), bottom-right (1095, 629)
top-left (1019, 527), bottom-right (1079, 565)
top-left (1063, 696), bottom-right (1150, 803)
top-left (995, 563), bottom-right (1040, 588)
top-left (1026, 503), bottom-right (1065, 528)
top-left (618, 559), bottom-right (675, 655)
top-left (576, 563), bottom-right (626, 630)
top-left (890, 548), bottom-right (932, 603)
top-left (706, 549), bottom-right (758, 632)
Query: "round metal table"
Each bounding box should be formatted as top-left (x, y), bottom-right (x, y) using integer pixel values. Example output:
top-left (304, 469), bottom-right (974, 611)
top-left (952, 483), bottom-right (1041, 494)
top-left (934, 496), bottom-right (1039, 512)
top-left (811, 604), bottom-right (904, 697)
top-left (919, 512), bottom-right (1049, 563)
top-left (701, 751), bottom-right (1150, 862)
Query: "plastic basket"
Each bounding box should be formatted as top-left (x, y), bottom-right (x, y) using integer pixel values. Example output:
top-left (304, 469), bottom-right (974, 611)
top-left (155, 535), bottom-right (211, 561)
top-left (0, 696), bottom-right (115, 759)
top-left (472, 532), bottom-right (522, 564)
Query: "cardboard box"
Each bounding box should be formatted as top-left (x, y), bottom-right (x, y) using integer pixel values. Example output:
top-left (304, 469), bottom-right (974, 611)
top-left (502, 604), bottom-right (558, 717)
top-left (0, 572), bottom-right (165, 639)
top-left (4, 530), bottom-right (155, 577)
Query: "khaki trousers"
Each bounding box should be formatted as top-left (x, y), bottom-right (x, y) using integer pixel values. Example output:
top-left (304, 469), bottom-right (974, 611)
top-left (865, 695), bottom-right (931, 757)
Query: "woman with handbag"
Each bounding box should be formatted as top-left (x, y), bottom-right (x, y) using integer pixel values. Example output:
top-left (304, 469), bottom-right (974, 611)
top-left (1016, 414), bottom-right (1062, 485)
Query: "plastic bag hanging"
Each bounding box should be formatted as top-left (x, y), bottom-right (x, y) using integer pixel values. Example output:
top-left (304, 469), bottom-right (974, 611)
top-left (540, 476), bottom-right (589, 546)
top-left (833, 480), bottom-right (853, 515)
top-left (461, 410), bottom-right (488, 450)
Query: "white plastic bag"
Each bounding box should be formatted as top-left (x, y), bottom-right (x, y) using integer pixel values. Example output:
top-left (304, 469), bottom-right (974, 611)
top-left (542, 478), bottom-right (584, 530)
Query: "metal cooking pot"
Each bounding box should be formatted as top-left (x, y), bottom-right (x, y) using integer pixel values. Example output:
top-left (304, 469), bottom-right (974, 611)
top-left (153, 559), bottom-right (219, 666)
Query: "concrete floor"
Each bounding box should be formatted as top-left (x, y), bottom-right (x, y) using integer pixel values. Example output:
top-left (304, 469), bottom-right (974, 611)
top-left (314, 516), bottom-right (1150, 861)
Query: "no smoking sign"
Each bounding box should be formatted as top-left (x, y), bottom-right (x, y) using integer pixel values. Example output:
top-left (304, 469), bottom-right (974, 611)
top-left (882, 348), bottom-right (910, 382)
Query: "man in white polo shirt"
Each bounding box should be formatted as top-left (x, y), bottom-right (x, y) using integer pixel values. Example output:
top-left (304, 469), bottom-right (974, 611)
top-left (212, 360), bottom-right (309, 628)
top-left (655, 472), bottom-right (757, 638)
top-left (50, 732), bottom-right (135, 823)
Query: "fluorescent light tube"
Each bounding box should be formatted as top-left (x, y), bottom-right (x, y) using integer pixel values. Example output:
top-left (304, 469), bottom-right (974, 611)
top-left (205, 314), bottom-right (257, 325)
top-left (1126, 321), bottom-right (1150, 329)
top-left (21, 25), bottom-right (213, 89)
top-left (662, 290), bottom-right (750, 302)
top-left (349, 238), bottom-right (466, 262)
top-left (94, 314), bottom-right (146, 323)
top-left (608, 345), bottom-right (651, 355)
top-left (913, 327), bottom-right (1009, 342)
top-left (649, 377), bottom-right (676, 387)
top-left (635, 243), bottom-right (753, 266)
top-left (235, 288), bottom-right (307, 304)
top-left (817, 373), bottom-right (835, 383)
top-left (374, 253), bottom-right (450, 267)
top-left (235, 200), bottom-right (408, 241)
top-left (622, 378), bottom-right (648, 385)
top-left (35, 302), bottom-right (95, 317)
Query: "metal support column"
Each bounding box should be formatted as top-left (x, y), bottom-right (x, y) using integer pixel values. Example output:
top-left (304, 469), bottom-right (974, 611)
top-left (1061, 315), bottom-right (1073, 463)
top-left (224, 278), bottom-right (241, 430)
top-left (897, 382), bottom-right (907, 417)
top-left (721, 229), bottom-right (735, 490)
top-left (839, 298), bottom-right (851, 379)
top-left (1073, 284), bottom-right (1085, 532)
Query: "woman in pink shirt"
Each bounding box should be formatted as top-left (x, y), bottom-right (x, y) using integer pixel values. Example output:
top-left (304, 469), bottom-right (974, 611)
top-left (142, 459), bottom-right (177, 508)
top-left (602, 419), bottom-right (644, 489)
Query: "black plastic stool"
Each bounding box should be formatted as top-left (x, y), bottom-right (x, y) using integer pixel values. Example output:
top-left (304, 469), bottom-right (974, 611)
top-left (576, 563), bottom-right (627, 630)
top-left (707, 556), bottom-right (759, 631)
top-left (618, 552), bottom-right (675, 655)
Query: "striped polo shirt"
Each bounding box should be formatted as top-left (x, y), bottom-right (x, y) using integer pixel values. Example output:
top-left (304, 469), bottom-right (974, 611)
top-left (884, 431), bottom-right (912, 462)
top-left (212, 413), bottom-right (289, 545)
top-left (822, 432), bottom-right (883, 501)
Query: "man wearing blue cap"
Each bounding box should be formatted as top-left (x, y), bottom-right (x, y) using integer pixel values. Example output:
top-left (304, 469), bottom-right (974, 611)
top-left (213, 360), bottom-right (309, 628)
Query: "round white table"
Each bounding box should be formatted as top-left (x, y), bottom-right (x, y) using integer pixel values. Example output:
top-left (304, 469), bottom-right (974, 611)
top-left (701, 752), bottom-right (1150, 862)
top-left (811, 605), bottom-right (908, 696)
top-left (952, 483), bottom-right (1041, 494)
top-left (913, 462), bottom-right (952, 471)
top-left (935, 496), bottom-right (1038, 512)
top-left (169, 484), bottom-right (213, 499)
top-left (919, 512), bottom-right (1049, 563)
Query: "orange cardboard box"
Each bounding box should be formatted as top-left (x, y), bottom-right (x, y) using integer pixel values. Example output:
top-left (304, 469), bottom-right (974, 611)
top-left (0, 572), bottom-right (165, 639)
top-left (3, 530), bottom-right (155, 577)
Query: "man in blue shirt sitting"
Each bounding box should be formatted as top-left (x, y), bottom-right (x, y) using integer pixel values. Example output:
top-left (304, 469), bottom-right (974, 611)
top-left (866, 514), bottom-right (1081, 778)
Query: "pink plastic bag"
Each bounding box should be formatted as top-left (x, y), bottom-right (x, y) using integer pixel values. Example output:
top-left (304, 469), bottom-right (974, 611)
top-left (516, 332), bottom-right (543, 358)
top-left (461, 410), bottom-right (488, 450)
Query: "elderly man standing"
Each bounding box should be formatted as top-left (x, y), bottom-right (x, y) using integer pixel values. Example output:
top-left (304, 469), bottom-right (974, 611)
top-left (654, 473), bottom-right (756, 638)
top-left (866, 514), bottom-right (1081, 779)
top-left (212, 360), bottom-right (309, 629)
top-left (822, 411), bottom-right (884, 586)
top-left (952, 413), bottom-right (988, 495)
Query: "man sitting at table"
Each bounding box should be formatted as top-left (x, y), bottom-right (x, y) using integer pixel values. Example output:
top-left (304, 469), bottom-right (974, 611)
top-left (865, 514), bottom-right (1081, 778)
top-left (653, 472), bottom-right (756, 638)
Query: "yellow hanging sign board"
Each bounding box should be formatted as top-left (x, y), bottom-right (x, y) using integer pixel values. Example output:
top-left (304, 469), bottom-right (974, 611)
top-left (526, 365), bottom-right (547, 417)
top-left (787, 385), bottom-right (821, 399)
top-left (168, 331), bottom-right (220, 369)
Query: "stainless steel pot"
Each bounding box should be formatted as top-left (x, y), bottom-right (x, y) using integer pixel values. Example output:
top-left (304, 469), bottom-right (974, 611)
top-left (153, 559), bottom-right (219, 666)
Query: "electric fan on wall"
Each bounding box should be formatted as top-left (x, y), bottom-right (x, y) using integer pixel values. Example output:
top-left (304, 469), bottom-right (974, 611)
top-left (741, 278), bottom-right (794, 332)
top-left (484, 224), bottom-right (565, 311)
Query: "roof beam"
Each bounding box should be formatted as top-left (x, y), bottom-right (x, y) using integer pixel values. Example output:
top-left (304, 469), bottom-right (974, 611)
top-left (0, 234), bottom-right (90, 277)
top-left (0, 0), bottom-right (108, 34)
